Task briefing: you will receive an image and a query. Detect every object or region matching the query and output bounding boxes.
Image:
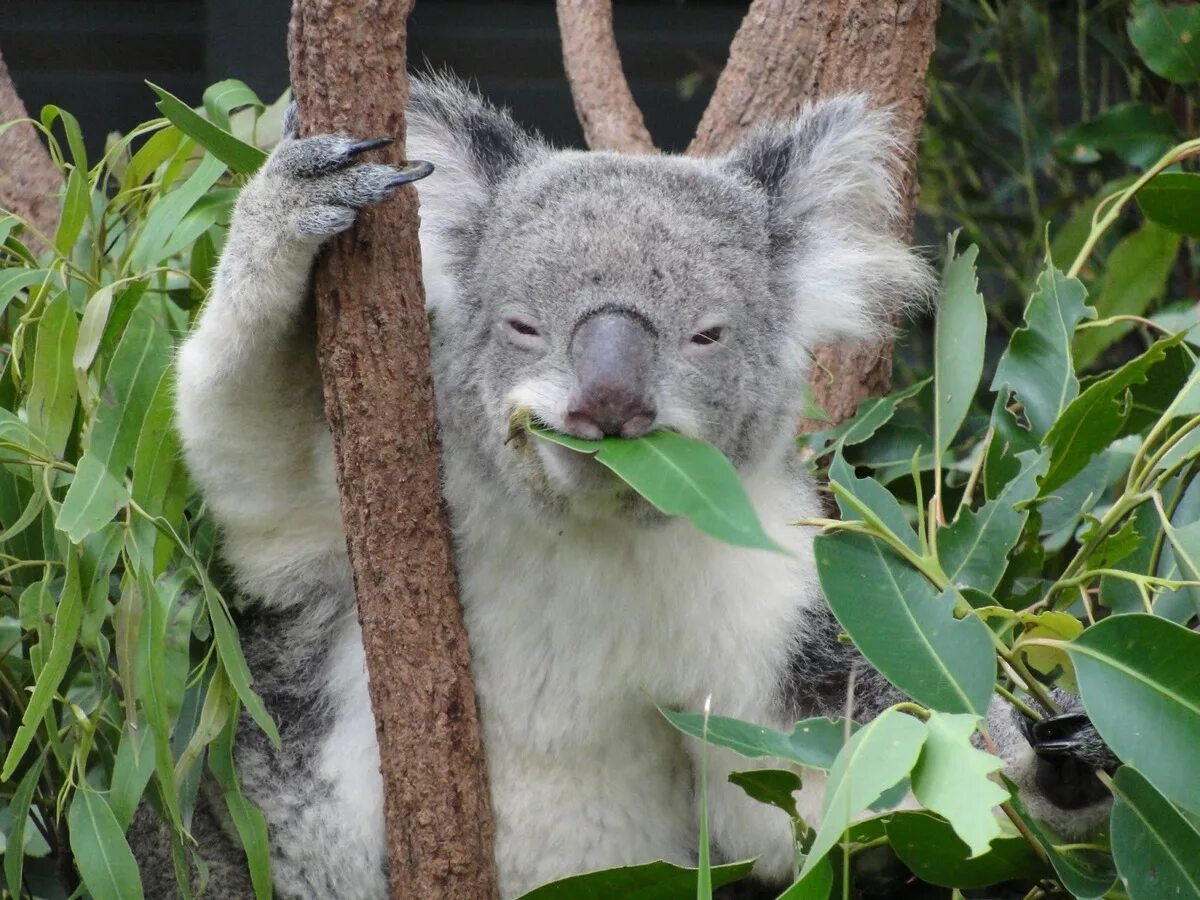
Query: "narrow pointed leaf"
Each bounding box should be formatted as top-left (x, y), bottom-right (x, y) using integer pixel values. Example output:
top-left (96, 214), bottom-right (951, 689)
top-left (828, 452), bottom-right (919, 553)
top-left (149, 82), bottom-right (267, 174)
top-left (529, 426), bottom-right (783, 552)
top-left (57, 453), bottom-right (130, 543)
top-left (515, 859), bottom-right (755, 899)
top-left (660, 708), bottom-right (852, 771)
top-left (26, 290), bottom-right (79, 455)
top-left (941, 451), bottom-right (1047, 594)
top-left (934, 235), bottom-right (985, 456)
top-left (68, 790), bottom-right (145, 900)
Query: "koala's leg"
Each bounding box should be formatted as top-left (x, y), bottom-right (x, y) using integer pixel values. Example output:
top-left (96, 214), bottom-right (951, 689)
top-left (175, 127), bottom-right (424, 598)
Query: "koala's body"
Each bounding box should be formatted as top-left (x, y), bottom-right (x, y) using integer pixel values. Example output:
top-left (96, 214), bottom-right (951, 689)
top-left (142, 76), bottom-right (1112, 899)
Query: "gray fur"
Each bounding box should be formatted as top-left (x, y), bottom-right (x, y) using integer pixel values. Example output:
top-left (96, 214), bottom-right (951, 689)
top-left (153, 73), bottom-right (1112, 899)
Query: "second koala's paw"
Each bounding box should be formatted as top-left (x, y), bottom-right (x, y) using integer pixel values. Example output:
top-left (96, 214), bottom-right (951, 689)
top-left (261, 133), bottom-right (432, 240)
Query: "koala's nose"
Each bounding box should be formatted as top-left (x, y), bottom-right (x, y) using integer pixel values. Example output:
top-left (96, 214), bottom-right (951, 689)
top-left (565, 310), bottom-right (657, 440)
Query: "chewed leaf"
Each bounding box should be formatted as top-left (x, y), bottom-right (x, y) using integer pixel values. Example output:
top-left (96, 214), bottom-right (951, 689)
top-left (527, 423), bottom-right (785, 553)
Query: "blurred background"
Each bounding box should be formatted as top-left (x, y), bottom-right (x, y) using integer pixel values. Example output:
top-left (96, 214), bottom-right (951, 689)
top-left (2, 0), bottom-right (1195, 376)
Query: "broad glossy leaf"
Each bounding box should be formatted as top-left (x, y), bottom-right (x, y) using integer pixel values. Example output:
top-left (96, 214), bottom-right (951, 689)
top-left (1056, 102), bottom-right (1179, 169)
top-left (89, 304), bottom-right (172, 477)
top-left (515, 859), bottom-right (755, 899)
top-left (910, 712), bottom-right (1007, 857)
top-left (26, 290), bottom-right (79, 456)
top-left (885, 811), bottom-right (1044, 889)
top-left (1045, 334), bottom-right (1186, 494)
top-left (1138, 171), bottom-right (1200, 238)
top-left (827, 452), bottom-right (919, 552)
top-left (816, 533), bottom-right (995, 715)
top-left (941, 450), bottom-right (1046, 594)
top-left (57, 453), bottom-right (130, 543)
top-left (68, 790), bottom-right (145, 900)
top-left (661, 709), bottom-right (851, 771)
top-left (1004, 777), bottom-right (1116, 898)
top-left (149, 82), bottom-right (267, 175)
top-left (934, 236), bottom-right (985, 457)
top-left (799, 708), bottom-right (927, 879)
top-left (1110, 766), bottom-right (1200, 899)
top-left (1160, 516), bottom-right (1200, 618)
top-left (1068, 614), bottom-right (1200, 814)
top-left (990, 263), bottom-right (1092, 438)
top-left (1128, 0), bottom-right (1200, 84)
top-left (1073, 224), bottom-right (1181, 368)
top-left (728, 769), bottom-right (802, 818)
top-left (529, 426), bottom-right (783, 553)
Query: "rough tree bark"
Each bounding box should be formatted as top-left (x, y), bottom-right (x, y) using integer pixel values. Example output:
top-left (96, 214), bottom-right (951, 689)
top-left (0, 48), bottom-right (62, 242)
top-left (556, 0), bottom-right (656, 153)
top-left (288, 2), bottom-right (499, 899)
top-left (561, 0), bottom-right (941, 425)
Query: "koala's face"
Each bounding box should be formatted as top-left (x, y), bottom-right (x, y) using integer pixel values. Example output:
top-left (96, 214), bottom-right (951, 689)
top-left (410, 76), bottom-right (930, 519)
top-left (460, 155), bottom-right (801, 513)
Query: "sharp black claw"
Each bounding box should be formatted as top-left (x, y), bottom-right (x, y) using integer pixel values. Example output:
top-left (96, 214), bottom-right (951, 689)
top-left (346, 138), bottom-right (394, 158)
top-left (386, 160), bottom-right (435, 187)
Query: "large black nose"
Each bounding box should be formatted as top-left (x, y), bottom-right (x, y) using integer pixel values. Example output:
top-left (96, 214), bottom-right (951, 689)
top-left (565, 309), bottom-right (657, 439)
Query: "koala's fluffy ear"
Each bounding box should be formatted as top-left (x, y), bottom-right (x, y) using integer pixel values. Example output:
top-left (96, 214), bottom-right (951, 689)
top-left (724, 95), bottom-right (934, 346)
top-left (407, 74), bottom-right (543, 311)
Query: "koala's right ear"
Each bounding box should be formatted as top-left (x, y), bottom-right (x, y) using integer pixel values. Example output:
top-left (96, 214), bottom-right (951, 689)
top-left (407, 74), bottom-right (543, 312)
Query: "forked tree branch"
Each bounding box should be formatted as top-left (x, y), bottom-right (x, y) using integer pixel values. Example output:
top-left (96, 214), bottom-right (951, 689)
top-left (556, 0), bottom-right (657, 153)
top-left (0, 47), bottom-right (62, 242)
top-left (288, 2), bottom-right (499, 897)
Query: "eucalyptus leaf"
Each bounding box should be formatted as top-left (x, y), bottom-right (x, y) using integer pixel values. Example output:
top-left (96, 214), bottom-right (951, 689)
top-left (68, 790), bottom-right (145, 900)
top-left (934, 235), bottom-right (985, 457)
top-left (57, 453), bottom-right (130, 543)
top-left (1128, 0), bottom-right (1200, 84)
top-left (990, 262), bottom-right (1092, 438)
top-left (149, 82), bottom-right (267, 175)
top-left (514, 860), bottom-right (756, 899)
top-left (528, 425), bottom-right (783, 553)
top-left (1109, 766), bottom-right (1200, 899)
top-left (1138, 171), bottom-right (1200, 238)
top-left (660, 708), bottom-right (852, 771)
top-left (815, 533), bottom-right (995, 715)
top-left (885, 811), bottom-right (1045, 889)
top-left (1068, 614), bottom-right (1200, 814)
top-left (798, 708), bottom-right (927, 879)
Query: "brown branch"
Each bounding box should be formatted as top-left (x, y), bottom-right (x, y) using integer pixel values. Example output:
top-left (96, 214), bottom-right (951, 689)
top-left (556, 0), bottom-right (657, 153)
top-left (691, 0), bottom-right (941, 425)
top-left (0, 47), bottom-right (62, 241)
top-left (287, 2), bottom-right (499, 899)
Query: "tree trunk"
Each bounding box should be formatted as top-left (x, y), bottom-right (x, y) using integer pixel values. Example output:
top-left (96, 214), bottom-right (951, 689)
top-left (556, 0), bottom-right (656, 153)
top-left (691, 0), bottom-right (941, 425)
top-left (288, 3), bottom-right (499, 899)
top-left (0, 48), bottom-right (62, 243)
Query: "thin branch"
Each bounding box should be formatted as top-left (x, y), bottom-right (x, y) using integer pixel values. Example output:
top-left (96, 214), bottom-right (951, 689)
top-left (556, 0), bottom-right (656, 154)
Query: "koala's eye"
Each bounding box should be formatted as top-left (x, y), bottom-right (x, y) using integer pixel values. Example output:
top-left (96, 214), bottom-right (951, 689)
top-left (508, 319), bottom-right (540, 337)
top-left (502, 316), bottom-right (545, 348)
top-left (691, 327), bottom-right (725, 346)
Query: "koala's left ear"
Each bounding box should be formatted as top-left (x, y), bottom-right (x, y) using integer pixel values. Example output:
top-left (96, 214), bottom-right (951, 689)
top-left (723, 95), bottom-right (934, 346)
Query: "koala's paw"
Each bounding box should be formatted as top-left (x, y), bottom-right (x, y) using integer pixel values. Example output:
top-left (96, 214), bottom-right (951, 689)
top-left (257, 119), bottom-right (432, 241)
top-left (1020, 711), bottom-right (1119, 810)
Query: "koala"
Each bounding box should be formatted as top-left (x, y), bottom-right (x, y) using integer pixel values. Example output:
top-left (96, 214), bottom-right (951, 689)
top-left (137, 75), bottom-right (1115, 899)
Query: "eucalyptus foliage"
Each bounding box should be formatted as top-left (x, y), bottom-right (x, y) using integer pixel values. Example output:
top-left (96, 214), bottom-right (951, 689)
top-left (0, 3), bottom-right (1198, 898)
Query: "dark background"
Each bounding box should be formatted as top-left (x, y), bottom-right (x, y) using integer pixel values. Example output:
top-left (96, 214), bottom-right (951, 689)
top-left (0, 0), bottom-right (749, 156)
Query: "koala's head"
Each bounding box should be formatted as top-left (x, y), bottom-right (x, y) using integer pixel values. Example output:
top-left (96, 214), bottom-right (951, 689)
top-left (409, 75), bottom-right (932, 519)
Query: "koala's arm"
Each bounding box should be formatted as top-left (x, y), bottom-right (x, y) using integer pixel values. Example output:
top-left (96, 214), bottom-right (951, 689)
top-left (701, 603), bottom-right (1113, 889)
top-left (175, 126), bottom-right (422, 597)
